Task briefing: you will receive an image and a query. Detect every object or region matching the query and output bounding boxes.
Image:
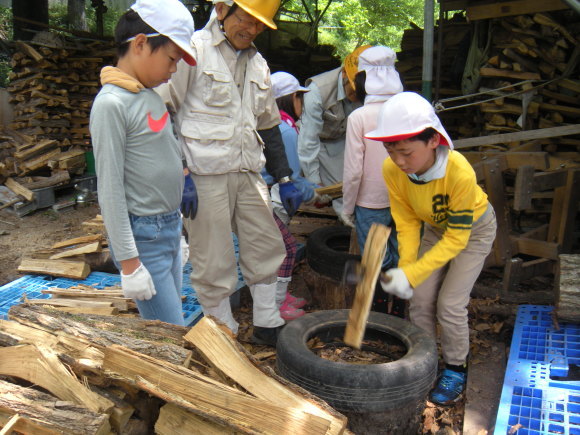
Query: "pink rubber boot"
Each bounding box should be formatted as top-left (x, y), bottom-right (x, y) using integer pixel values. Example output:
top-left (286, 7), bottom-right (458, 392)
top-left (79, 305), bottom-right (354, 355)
top-left (284, 292), bottom-right (307, 309)
top-left (280, 300), bottom-right (305, 321)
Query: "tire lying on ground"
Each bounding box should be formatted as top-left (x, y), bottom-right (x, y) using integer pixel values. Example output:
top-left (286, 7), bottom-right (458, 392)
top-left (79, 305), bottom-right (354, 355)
top-left (276, 309), bottom-right (438, 413)
top-left (306, 225), bottom-right (361, 280)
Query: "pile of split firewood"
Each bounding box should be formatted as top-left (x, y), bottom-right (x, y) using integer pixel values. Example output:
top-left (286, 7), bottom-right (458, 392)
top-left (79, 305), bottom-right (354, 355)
top-left (0, 307), bottom-right (347, 434)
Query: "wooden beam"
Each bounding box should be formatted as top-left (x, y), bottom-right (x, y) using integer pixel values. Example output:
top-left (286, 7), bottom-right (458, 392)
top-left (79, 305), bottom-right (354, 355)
top-left (453, 124), bottom-right (580, 149)
top-left (553, 170), bottom-right (580, 253)
top-left (513, 237), bottom-right (561, 260)
top-left (467, 0), bottom-right (568, 21)
top-left (344, 224), bottom-right (390, 349)
top-left (513, 165), bottom-right (535, 210)
top-left (462, 152), bottom-right (549, 171)
top-left (483, 159), bottom-right (512, 267)
top-left (532, 170), bottom-right (567, 192)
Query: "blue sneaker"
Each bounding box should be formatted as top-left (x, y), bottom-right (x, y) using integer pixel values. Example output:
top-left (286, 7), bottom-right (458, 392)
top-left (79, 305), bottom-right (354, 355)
top-left (430, 369), bottom-right (466, 405)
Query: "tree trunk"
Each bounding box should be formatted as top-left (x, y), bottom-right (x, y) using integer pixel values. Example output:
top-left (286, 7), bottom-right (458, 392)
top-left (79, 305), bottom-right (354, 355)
top-left (12, 0), bottom-right (49, 41)
top-left (68, 0), bottom-right (88, 31)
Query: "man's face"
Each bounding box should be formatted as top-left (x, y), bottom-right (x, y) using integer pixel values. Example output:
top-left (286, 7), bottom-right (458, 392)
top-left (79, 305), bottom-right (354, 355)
top-left (342, 68), bottom-right (357, 102)
top-left (217, 4), bottom-right (266, 50)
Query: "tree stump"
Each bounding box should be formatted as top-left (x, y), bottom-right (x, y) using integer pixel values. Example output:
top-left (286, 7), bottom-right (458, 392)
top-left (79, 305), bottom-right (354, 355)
top-left (556, 254), bottom-right (580, 323)
top-left (302, 265), bottom-right (354, 310)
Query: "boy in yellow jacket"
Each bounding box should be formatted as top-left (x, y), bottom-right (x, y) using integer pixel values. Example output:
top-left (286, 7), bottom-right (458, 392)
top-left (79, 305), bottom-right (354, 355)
top-left (366, 92), bottom-right (497, 405)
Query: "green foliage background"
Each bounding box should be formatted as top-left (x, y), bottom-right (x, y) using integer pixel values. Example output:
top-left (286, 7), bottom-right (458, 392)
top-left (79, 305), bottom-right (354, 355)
top-left (280, 0), bottom-right (429, 59)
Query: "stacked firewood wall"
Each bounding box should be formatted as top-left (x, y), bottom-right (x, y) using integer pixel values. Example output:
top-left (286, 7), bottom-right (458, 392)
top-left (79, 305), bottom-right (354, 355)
top-left (396, 9), bottom-right (580, 151)
top-left (0, 36), bottom-right (114, 189)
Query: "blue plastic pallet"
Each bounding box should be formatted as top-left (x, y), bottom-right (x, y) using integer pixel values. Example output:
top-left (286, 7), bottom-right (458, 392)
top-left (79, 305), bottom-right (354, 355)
top-left (494, 305), bottom-right (580, 435)
top-left (0, 269), bottom-right (202, 326)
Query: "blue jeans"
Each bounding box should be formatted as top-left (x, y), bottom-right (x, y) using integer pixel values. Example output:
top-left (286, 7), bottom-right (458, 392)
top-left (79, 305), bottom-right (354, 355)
top-left (354, 206), bottom-right (399, 271)
top-left (111, 210), bottom-right (184, 326)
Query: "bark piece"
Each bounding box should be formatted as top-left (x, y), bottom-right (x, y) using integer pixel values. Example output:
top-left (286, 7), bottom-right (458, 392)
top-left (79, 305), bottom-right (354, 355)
top-left (0, 379), bottom-right (110, 435)
top-left (556, 254), bottom-right (580, 323)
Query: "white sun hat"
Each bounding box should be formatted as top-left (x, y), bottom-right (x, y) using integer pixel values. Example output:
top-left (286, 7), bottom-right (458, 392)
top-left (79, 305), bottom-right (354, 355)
top-left (271, 72), bottom-right (309, 99)
top-left (365, 91), bottom-right (453, 148)
top-left (131, 0), bottom-right (197, 66)
top-left (357, 46), bottom-right (403, 96)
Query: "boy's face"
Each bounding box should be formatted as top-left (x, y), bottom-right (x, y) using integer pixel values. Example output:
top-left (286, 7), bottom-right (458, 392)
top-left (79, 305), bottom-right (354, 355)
top-left (138, 40), bottom-right (184, 88)
top-left (383, 133), bottom-right (440, 176)
top-left (217, 4), bottom-right (266, 50)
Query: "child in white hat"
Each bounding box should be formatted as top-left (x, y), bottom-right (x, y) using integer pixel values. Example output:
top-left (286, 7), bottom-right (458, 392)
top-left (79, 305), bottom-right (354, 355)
top-left (90, 0), bottom-right (197, 325)
top-left (341, 45), bottom-right (404, 316)
top-left (366, 91), bottom-right (497, 405)
top-left (262, 71), bottom-right (331, 321)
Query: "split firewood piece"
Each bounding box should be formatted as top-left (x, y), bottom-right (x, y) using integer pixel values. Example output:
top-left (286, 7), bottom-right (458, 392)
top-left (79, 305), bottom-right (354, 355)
top-left (52, 234), bottom-right (103, 249)
top-left (533, 13), bottom-right (578, 45)
top-left (185, 317), bottom-right (347, 435)
top-left (104, 345), bottom-right (332, 435)
top-left (344, 223), bottom-right (391, 349)
top-left (25, 298), bottom-right (114, 309)
top-left (315, 182), bottom-right (343, 199)
top-left (0, 379), bottom-right (110, 435)
top-left (4, 177), bottom-right (34, 202)
top-left (155, 403), bottom-right (233, 435)
top-left (18, 258), bottom-right (90, 279)
top-left (8, 305), bottom-right (191, 366)
top-left (49, 240), bottom-right (102, 259)
top-left (0, 344), bottom-right (113, 414)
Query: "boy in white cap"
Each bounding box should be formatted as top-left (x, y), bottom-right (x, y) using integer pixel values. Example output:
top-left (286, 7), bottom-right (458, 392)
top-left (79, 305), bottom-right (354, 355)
top-left (366, 92), bottom-right (497, 405)
top-left (263, 71), bottom-right (332, 321)
top-left (90, 0), bottom-right (197, 325)
top-left (341, 46), bottom-right (403, 315)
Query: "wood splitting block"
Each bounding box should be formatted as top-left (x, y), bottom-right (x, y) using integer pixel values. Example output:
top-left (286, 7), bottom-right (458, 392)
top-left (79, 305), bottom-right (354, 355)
top-left (343, 223), bottom-right (391, 349)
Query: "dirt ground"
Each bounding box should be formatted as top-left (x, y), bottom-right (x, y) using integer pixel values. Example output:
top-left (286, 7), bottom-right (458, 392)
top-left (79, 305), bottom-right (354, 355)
top-left (0, 204), bottom-right (100, 286)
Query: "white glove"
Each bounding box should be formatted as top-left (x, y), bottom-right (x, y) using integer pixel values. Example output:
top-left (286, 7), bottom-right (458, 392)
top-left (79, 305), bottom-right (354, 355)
top-left (339, 212), bottom-right (355, 228)
top-left (307, 192), bottom-right (333, 207)
top-left (180, 235), bottom-right (189, 267)
top-left (380, 268), bottom-right (413, 300)
top-left (121, 263), bottom-right (157, 301)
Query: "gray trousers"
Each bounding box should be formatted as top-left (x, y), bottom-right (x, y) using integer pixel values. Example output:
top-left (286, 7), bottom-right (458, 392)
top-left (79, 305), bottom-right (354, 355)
top-left (409, 205), bottom-right (497, 366)
top-left (183, 172), bottom-right (286, 307)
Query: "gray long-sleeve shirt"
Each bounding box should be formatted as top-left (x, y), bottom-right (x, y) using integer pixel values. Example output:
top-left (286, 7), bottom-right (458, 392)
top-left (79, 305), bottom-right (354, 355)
top-left (90, 84), bottom-right (183, 261)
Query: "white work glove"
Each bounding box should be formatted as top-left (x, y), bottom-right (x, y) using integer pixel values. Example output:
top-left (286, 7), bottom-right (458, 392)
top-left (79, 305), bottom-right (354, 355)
top-left (180, 235), bottom-right (189, 267)
top-left (339, 211), bottom-right (355, 228)
top-left (121, 263), bottom-right (156, 301)
top-left (306, 192), bottom-right (333, 208)
top-left (380, 268), bottom-right (413, 300)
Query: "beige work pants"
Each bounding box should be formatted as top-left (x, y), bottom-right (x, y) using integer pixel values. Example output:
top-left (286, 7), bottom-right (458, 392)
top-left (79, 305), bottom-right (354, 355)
top-left (409, 205), bottom-right (497, 366)
top-left (183, 172), bottom-right (286, 307)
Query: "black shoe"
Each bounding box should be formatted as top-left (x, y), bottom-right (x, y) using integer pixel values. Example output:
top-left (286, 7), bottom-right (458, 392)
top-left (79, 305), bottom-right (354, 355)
top-left (251, 325), bottom-right (284, 347)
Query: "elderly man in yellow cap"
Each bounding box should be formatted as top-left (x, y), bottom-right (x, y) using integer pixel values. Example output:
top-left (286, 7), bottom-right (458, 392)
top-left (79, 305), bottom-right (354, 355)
top-left (297, 45), bottom-right (371, 215)
top-left (156, 0), bottom-right (302, 347)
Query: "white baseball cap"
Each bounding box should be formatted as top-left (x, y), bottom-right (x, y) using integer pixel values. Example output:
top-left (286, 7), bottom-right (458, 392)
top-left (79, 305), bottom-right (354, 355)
top-left (131, 0), bottom-right (197, 66)
top-left (271, 72), bottom-right (309, 99)
top-left (365, 92), bottom-right (453, 148)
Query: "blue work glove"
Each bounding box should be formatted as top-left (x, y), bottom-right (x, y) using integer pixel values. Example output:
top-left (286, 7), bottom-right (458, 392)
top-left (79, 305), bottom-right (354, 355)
top-left (292, 177), bottom-right (316, 203)
top-left (279, 180), bottom-right (303, 217)
top-left (181, 175), bottom-right (198, 220)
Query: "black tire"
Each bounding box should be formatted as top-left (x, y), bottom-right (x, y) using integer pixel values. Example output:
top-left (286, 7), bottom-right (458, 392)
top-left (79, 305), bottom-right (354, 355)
top-left (276, 310), bottom-right (438, 413)
top-left (306, 225), bottom-right (361, 280)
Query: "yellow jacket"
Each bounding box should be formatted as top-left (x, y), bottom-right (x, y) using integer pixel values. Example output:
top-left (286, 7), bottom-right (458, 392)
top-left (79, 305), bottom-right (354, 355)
top-left (383, 150), bottom-right (489, 287)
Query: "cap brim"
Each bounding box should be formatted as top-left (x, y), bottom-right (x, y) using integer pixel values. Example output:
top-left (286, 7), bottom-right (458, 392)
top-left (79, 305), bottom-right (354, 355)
top-left (183, 53), bottom-right (196, 66)
top-left (365, 129), bottom-right (449, 146)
